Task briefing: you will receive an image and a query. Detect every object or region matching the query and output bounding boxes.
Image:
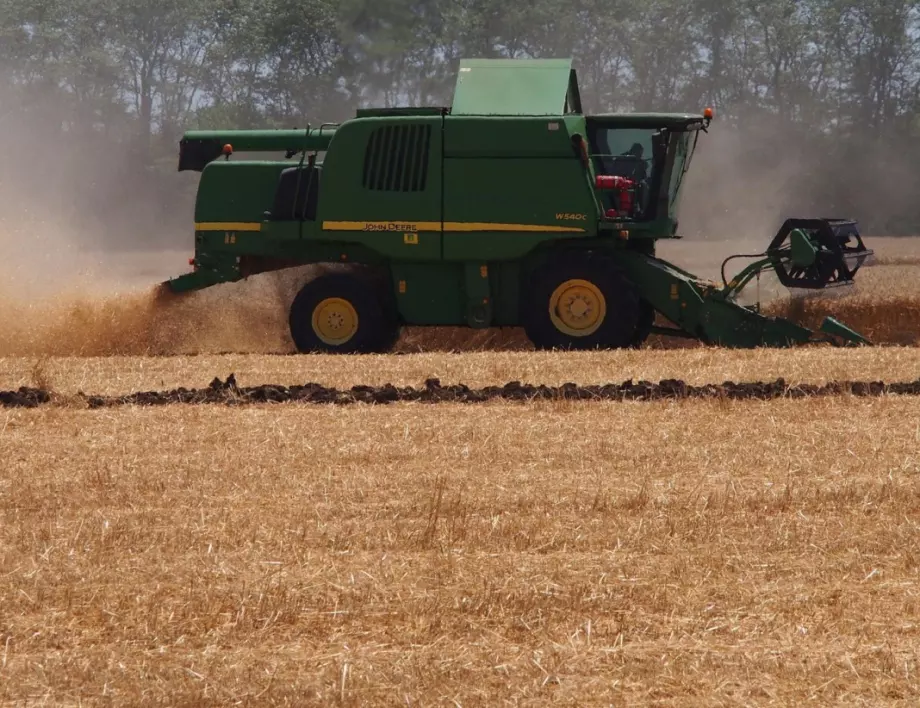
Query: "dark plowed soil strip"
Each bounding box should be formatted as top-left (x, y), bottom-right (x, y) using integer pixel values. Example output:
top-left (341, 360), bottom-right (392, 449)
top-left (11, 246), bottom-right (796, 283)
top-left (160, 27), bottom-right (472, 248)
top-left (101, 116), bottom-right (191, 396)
top-left (3, 374), bottom-right (920, 408)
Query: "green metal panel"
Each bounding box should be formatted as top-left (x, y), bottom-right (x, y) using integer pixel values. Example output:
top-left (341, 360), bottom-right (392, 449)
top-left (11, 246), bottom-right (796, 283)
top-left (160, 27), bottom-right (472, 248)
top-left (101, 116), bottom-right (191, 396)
top-left (442, 154), bottom-right (597, 260)
top-left (441, 116), bottom-right (596, 261)
top-left (194, 161), bottom-right (290, 224)
top-left (441, 113), bottom-right (596, 261)
top-left (451, 58), bottom-right (580, 116)
top-left (390, 263), bottom-right (466, 325)
top-left (387, 260), bottom-right (523, 328)
top-left (314, 115), bottom-right (443, 261)
top-left (443, 114), bottom-right (583, 157)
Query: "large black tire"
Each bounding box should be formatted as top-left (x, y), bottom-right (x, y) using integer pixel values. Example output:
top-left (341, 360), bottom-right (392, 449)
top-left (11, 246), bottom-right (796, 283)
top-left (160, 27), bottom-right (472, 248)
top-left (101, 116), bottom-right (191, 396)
top-left (521, 252), bottom-right (642, 350)
top-left (289, 272), bottom-right (399, 353)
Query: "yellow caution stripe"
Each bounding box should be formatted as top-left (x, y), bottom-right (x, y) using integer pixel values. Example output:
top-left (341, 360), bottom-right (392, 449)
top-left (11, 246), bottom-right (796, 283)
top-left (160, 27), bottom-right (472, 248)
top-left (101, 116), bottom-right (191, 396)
top-left (446, 222), bottom-right (585, 233)
top-left (195, 222), bottom-right (262, 232)
top-left (322, 220), bottom-right (585, 233)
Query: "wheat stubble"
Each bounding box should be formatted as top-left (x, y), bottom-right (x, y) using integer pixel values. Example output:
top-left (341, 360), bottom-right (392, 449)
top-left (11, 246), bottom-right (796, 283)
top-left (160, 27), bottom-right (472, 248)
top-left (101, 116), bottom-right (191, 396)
top-left (1, 398), bottom-right (919, 704)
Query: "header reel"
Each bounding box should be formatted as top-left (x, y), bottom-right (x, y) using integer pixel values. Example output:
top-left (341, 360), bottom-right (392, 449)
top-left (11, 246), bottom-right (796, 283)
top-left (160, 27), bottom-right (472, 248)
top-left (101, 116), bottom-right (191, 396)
top-left (766, 218), bottom-right (873, 290)
top-left (720, 217), bottom-right (873, 298)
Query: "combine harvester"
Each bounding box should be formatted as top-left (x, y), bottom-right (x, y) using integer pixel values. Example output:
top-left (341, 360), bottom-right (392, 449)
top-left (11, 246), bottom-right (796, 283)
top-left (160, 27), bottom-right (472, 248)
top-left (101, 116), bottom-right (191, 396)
top-left (166, 58), bottom-right (874, 352)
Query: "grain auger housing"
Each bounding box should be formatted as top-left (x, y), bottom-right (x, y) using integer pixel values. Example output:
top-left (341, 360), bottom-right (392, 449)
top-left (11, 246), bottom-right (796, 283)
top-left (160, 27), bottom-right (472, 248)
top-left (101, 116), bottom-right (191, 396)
top-left (163, 57), bottom-right (874, 352)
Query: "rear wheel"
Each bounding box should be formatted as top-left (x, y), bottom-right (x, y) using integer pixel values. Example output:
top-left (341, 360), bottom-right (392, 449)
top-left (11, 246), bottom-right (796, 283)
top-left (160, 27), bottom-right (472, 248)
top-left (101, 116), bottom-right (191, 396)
top-left (522, 252), bottom-right (641, 350)
top-left (289, 272), bottom-right (399, 353)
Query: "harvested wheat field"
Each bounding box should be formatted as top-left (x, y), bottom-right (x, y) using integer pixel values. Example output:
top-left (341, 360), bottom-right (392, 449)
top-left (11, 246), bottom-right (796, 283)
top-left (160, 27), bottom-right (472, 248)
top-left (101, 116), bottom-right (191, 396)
top-left (3, 346), bottom-right (920, 396)
top-left (2, 350), bottom-right (920, 704)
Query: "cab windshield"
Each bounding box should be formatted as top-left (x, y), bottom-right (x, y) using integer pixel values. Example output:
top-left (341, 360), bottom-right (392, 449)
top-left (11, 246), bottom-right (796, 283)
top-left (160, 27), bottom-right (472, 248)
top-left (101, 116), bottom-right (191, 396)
top-left (586, 125), bottom-right (663, 220)
top-left (585, 122), bottom-right (696, 221)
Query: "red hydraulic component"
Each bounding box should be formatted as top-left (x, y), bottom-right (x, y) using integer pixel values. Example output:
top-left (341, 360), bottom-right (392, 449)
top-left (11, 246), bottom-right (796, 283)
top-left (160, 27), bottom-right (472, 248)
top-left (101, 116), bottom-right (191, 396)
top-left (596, 175), bottom-right (635, 218)
top-left (595, 175), bottom-right (633, 190)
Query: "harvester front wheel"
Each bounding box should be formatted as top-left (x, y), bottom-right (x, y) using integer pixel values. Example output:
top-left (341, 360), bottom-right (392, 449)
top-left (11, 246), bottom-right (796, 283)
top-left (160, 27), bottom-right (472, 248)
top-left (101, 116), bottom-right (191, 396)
top-left (523, 254), bottom-right (641, 350)
top-left (289, 273), bottom-right (398, 353)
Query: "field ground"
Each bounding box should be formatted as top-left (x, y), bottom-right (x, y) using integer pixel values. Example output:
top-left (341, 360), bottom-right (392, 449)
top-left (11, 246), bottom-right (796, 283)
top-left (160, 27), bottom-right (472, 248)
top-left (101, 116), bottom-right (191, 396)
top-left (2, 351), bottom-right (920, 704)
top-left (2, 347), bottom-right (920, 395)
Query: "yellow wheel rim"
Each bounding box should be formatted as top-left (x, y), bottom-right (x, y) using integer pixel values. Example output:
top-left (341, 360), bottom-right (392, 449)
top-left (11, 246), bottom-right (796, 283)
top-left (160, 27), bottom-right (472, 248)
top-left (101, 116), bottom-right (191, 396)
top-left (311, 297), bottom-right (359, 345)
top-left (548, 278), bottom-right (606, 337)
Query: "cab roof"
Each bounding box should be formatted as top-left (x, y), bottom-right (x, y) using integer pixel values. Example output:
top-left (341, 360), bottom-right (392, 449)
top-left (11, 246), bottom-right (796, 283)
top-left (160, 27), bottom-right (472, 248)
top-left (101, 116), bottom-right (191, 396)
top-left (587, 112), bottom-right (708, 129)
top-left (450, 58), bottom-right (582, 116)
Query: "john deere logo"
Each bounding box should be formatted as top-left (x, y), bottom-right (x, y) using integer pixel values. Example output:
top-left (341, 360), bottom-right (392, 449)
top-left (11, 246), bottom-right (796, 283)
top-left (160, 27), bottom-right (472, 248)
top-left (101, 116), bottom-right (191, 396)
top-left (556, 213), bottom-right (587, 221)
top-left (363, 222), bottom-right (417, 232)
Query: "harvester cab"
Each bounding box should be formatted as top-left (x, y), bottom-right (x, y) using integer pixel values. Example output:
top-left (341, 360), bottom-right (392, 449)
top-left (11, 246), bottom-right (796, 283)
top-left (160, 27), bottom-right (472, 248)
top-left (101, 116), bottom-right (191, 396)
top-left (581, 113), bottom-right (705, 230)
top-left (164, 57), bottom-right (874, 353)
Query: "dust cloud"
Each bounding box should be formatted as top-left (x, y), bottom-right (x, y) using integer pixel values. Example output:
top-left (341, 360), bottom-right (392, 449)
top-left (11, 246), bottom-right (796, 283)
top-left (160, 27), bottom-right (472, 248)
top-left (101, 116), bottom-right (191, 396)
top-left (0, 191), bottom-right (303, 358)
top-left (0, 278), bottom-right (302, 358)
top-left (0, 82), bottom-right (308, 357)
top-left (0, 193), bottom-right (302, 357)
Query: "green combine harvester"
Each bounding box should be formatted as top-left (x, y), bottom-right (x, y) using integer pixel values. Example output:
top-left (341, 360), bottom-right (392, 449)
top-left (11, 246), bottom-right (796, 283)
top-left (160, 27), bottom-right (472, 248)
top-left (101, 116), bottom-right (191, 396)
top-left (166, 58), bottom-right (874, 352)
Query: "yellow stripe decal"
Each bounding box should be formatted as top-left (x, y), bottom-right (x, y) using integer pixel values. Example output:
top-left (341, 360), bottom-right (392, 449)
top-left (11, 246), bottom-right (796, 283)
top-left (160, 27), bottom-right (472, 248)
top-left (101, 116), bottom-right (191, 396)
top-left (445, 222), bottom-right (584, 233)
top-left (321, 220), bottom-right (585, 233)
top-left (195, 222), bottom-right (262, 232)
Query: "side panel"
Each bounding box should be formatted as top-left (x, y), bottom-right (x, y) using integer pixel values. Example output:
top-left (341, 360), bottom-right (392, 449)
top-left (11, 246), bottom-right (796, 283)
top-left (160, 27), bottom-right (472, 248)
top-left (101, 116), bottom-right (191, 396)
top-left (194, 161), bottom-right (291, 226)
top-left (387, 260), bottom-right (527, 327)
top-left (442, 116), bottom-right (598, 261)
top-left (390, 263), bottom-right (466, 325)
top-left (444, 115), bottom-right (582, 157)
top-left (312, 115), bottom-right (443, 261)
top-left (442, 157), bottom-right (597, 260)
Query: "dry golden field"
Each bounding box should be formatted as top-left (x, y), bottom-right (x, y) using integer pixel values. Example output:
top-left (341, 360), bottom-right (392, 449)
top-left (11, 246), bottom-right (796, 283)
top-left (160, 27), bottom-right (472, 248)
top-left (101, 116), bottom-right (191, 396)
top-left (2, 351), bottom-right (920, 705)
top-left (1, 237), bottom-right (920, 704)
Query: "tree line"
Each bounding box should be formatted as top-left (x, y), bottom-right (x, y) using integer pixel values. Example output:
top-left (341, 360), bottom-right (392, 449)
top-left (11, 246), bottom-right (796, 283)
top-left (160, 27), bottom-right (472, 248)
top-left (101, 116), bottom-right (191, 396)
top-left (2, 0), bottom-right (920, 248)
